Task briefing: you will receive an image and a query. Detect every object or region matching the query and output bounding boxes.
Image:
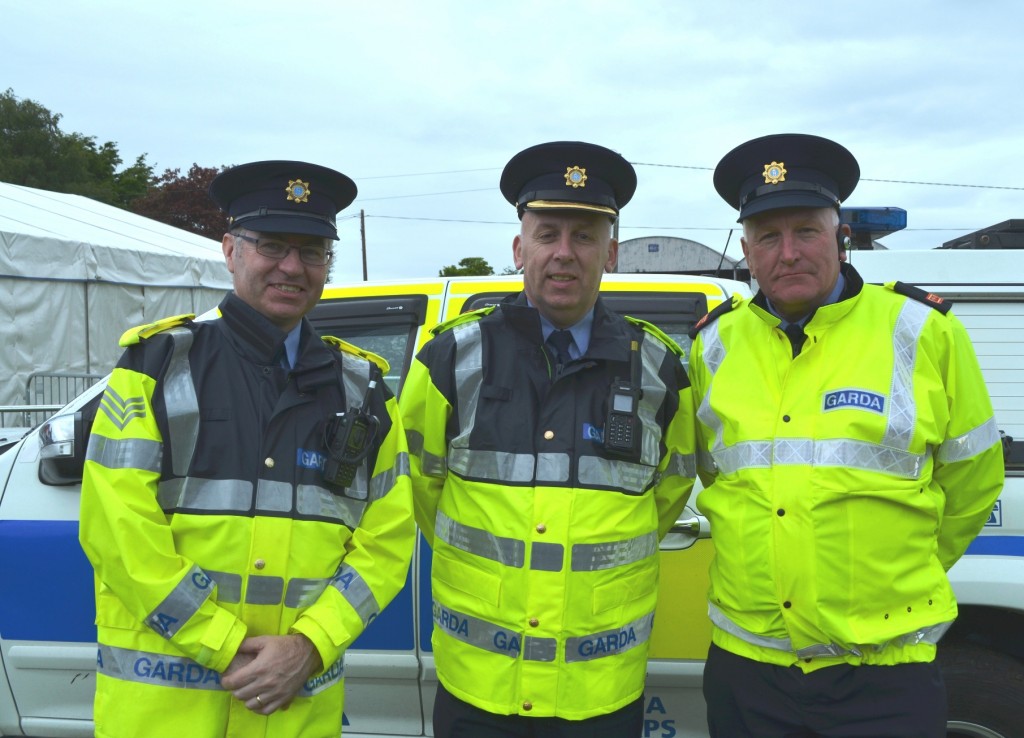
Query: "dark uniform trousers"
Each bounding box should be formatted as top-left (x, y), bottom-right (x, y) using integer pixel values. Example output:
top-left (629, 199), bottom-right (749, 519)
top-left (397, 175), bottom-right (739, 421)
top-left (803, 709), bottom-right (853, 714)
top-left (433, 683), bottom-right (644, 738)
top-left (703, 644), bottom-right (947, 737)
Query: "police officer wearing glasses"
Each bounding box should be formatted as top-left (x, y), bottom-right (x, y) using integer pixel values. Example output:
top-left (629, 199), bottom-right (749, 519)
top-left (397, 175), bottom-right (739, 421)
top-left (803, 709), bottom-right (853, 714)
top-left (80, 161), bottom-right (414, 738)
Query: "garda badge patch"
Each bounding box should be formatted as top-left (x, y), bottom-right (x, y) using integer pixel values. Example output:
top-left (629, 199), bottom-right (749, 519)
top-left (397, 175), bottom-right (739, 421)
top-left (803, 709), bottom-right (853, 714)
top-left (823, 388), bottom-right (886, 415)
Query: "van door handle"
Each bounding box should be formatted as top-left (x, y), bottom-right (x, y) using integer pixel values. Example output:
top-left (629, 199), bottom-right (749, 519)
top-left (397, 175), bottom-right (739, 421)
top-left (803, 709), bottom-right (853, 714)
top-left (659, 511), bottom-right (711, 551)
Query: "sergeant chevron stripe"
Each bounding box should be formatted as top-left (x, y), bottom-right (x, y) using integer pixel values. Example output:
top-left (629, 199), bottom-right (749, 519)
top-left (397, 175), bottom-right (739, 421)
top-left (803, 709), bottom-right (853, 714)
top-left (100, 386), bottom-right (147, 429)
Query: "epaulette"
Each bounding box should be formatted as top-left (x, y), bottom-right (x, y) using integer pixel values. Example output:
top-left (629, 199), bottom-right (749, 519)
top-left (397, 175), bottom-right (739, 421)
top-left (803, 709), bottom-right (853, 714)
top-left (624, 316), bottom-right (685, 358)
top-left (429, 305), bottom-right (497, 337)
top-left (887, 281), bottom-right (952, 314)
top-left (119, 314), bottom-right (195, 347)
top-left (687, 294), bottom-right (741, 339)
top-left (321, 336), bottom-right (391, 374)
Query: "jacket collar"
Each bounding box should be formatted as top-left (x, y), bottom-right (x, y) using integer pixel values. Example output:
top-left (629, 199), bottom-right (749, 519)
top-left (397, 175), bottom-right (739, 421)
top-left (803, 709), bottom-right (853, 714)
top-left (498, 292), bottom-right (632, 363)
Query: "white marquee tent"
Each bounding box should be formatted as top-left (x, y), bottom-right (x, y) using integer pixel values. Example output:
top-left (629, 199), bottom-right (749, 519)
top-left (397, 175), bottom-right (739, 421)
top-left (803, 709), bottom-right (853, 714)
top-left (0, 181), bottom-right (232, 420)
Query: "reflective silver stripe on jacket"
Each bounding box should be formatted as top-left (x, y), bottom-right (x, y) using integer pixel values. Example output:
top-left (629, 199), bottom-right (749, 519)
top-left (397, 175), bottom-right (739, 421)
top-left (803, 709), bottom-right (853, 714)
top-left (163, 328), bottom-right (200, 478)
top-left (695, 322), bottom-right (726, 474)
top-left (564, 611), bottom-right (655, 663)
top-left (433, 601), bottom-right (548, 660)
top-left (97, 644), bottom-right (344, 695)
top-left (296, 484), bottom-right (366, 527)
top-left (937, 417), bottom-right (1000, 463)
top-left (157, 475), bottom-right (383, 524)
top-left (330, 562), bottom-right (380, 627)
top-left (86, 435), bottom-right (162, 474)
top-left (435, 510), bottom-right (525, 567)
top-left (449, 447), bottom-right (537, 483)
top-left (881, 300), bottom-right (930, 451)
top-left (245, 575), bottom-right (284, 605)
top-left (697, 300), bottom-right (934, 479)
top-left (406, 429), bottom-right (449, 478)
top-left (711, 438), bottom-right (926, 479)
top-left (437, 508), bottom-right (654, 573)
top-left (637, 335), bottom-right (669, 466)
top-left (145, 564), bottom-right (214, 639)
top-left (204, 569), bottom-right (242, 604)
top-left (708, 602), bottom-right (952, 659)
top-left (577, 455), bottom-right (654, 493)
top-left (434, 601), bottom-right (652, 663)
top-left (157, 477), bottom-right (253, 512)
top-left (177, 569), bottom-right (332, 609)
top-left (571, 532), bottom-right (658, 571)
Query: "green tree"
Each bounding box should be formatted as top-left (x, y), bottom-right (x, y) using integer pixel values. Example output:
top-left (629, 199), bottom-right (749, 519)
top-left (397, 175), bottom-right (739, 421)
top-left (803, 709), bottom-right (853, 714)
top-left (129, 164), bottom-right (227, 240)
top-left (0, 88), bottom-right (154, 207)
top-left (439, 257), bottom-right (495, 277)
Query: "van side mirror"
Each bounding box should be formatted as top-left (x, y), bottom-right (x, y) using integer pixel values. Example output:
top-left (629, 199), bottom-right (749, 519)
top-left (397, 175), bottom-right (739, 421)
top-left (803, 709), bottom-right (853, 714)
top-left (38, 412), bottom-right (87, 485)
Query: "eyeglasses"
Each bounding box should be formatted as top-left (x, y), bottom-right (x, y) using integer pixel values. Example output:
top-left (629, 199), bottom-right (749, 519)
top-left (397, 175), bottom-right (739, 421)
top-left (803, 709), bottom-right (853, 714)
top-left (234, 233), bottom-right (334, 266)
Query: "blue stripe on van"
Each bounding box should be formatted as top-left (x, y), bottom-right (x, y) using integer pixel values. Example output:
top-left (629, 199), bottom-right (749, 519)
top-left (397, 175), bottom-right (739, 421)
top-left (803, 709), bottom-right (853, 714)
top-left (0, 520), bottom-right (96, 642)
top-left (965, 536), bottom-right (1024, 557)
top-left (0, 519), bottom-right (414, 649)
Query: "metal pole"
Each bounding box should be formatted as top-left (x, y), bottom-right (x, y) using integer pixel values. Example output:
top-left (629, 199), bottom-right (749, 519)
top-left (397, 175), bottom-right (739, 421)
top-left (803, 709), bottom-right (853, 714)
top-left (360, 209), bottom-right (368, 281)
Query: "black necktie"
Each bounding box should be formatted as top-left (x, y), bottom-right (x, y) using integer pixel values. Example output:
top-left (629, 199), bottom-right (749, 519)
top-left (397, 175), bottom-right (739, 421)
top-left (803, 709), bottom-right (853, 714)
top-left (784, 323), bottom-right (806, 358)
top-left (547, 330), bottom-right (574, 367)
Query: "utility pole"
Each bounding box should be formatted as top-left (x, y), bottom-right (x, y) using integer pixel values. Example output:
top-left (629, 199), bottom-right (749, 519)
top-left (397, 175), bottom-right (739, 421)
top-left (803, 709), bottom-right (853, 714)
top-left (360, 209), bottom-right (368, 281)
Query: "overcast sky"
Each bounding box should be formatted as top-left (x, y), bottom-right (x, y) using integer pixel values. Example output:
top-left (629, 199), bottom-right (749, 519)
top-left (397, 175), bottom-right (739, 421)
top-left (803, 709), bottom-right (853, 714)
top-left (5, 1), bottom-right (1022, 282)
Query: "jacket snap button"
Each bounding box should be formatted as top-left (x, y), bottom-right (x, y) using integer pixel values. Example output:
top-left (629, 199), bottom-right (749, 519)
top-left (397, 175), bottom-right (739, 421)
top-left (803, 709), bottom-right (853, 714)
top-left (543, 430), bottom-right (554, 440)
top-left (536, 523), bottom-right (547, 534)
top-left (783, 601), bottom-right (792, 608)
top-left (522, 701), bottom-right (533, 711)
top-left (264, 457), bottom-right (275, 468)
top-left (254, 559), bottom-right (266, 570)
top-left (529, 618), bottom-right (539, 627)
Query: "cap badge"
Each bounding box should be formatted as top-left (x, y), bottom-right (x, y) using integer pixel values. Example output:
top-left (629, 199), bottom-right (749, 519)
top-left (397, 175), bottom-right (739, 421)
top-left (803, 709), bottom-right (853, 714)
top-left (763, 161), bottom-right (787, 185)
top-left (564, 166), bottom-right (587, 188)
top-left (286, 179), bottom-right (311, 203)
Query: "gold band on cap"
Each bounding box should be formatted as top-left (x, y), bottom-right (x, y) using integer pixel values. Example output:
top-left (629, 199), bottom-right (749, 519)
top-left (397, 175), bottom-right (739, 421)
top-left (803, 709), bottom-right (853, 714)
top-left (524, 200), bottom-right (617, 216)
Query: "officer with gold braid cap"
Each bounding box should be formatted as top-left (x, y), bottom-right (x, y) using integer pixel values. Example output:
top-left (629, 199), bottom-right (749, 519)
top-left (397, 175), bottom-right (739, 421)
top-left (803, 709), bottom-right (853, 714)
top-left (688, 134), bottom-right (1004, 737)
top-left (401, 141), bottom-right (697, 737)
top-left (80, 160), bottom-right (415, 738)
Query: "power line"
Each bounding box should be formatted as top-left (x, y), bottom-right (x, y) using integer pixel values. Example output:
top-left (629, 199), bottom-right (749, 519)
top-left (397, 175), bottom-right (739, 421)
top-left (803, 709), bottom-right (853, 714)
top-left (630, 161), bottom-right (1024, 191)
top-left (358, 187), bottom-right (492, 202)
top-left (358, 167), bottom-right (497, 180)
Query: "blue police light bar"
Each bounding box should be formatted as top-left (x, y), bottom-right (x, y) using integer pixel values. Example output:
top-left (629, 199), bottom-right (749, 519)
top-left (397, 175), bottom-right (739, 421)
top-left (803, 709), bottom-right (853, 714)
top-left (840, 207), bottom-right (908, 234)
top-left (839, 207), bottom-right (907, 249)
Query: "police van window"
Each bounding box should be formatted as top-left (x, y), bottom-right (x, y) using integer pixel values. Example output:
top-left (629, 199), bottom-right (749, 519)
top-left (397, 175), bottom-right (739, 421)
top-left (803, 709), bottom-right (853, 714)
top-left (310, 295), bottom-right (428, 396)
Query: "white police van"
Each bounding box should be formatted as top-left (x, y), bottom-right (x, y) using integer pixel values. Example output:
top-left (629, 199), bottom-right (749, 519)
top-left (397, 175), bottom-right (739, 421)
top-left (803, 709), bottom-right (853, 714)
top-left (0, 265), bottom-right (1019, 737)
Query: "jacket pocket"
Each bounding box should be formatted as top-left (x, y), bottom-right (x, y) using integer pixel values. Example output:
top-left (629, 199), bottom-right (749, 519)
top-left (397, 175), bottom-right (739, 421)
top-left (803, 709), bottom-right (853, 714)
top-left (592, 566), bottom-right (657, 615)
top-left (433, 552), bottom-right (502, 608)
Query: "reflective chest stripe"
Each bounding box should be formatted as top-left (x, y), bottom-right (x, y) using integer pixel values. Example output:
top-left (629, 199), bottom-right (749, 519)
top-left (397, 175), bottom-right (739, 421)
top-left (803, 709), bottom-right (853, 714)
top-left (432, 601), bottom-right (653, 663)
top-left (435, 510), bottom-right (658, 573)
top-left (163, 327), bottom-right (200, 478)
top-left (445, 321), bottom-right (687, 492)
top-left (698, 300), bottom-right (935, 478)
top-left (97, 644), bottom-right (344, 697)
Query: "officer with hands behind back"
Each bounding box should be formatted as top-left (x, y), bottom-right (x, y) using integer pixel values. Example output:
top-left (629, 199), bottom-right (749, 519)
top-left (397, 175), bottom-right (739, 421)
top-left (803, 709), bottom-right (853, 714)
top-left (79, 161), bottom-right (415, 737)
top-left (688, 133), bottom-right (1005, 736)
top-left (400, 141), bottom-right (697, 737)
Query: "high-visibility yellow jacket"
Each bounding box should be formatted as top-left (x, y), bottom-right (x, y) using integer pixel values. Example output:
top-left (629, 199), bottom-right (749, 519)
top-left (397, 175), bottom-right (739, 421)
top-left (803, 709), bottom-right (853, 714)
top-left (79, 294), bottom-right (414, 738)
top-left (689, 264), bottom-right (1004, 673)
top-left (400, 294), bottom-right (695, 719)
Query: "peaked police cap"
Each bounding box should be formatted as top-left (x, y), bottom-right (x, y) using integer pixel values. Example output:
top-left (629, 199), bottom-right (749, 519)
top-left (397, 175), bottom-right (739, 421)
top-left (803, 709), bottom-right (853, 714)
top-left (209, 160), bottom-right (357, 240)
top-left (714, 134), bottom-right (860, 221)
top-left (500, 141), bottom-right (637, 218)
